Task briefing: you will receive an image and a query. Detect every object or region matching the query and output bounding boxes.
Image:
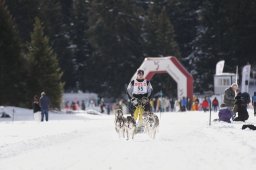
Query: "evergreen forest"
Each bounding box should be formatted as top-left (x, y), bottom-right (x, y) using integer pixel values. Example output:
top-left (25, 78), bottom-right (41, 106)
top-left (1, 0), bottom-right (256, 108)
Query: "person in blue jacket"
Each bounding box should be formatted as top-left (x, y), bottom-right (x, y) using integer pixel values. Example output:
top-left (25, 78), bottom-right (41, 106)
top-left (40, 91), bottom-right (50, 122)
top-left (252, 92), bottom-right (256, 116)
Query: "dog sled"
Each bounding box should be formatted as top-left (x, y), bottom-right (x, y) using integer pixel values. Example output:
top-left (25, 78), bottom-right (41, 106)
top-left (132, 97), bottom-right (149, 134)
top-left (132, 97), bottom-right (160, 138)
top-left (114, 97), bottom-right (159, 140)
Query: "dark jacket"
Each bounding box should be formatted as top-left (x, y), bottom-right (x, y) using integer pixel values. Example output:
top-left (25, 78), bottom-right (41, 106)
top-left (233, 93), bottom-right (249, 122)
top-left (40, 95), bottom-right (49, 110)
top-left (33, 102), bottom-right (41, 113)
top-left (252, 92), bottom-right (256, 105)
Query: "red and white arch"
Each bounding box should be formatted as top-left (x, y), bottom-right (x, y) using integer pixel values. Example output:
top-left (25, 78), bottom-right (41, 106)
top-left (132, 56), bottom-right (193, 99)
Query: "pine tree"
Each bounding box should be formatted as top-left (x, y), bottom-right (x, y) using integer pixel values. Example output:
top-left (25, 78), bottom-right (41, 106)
top-left (87, 0), bottom-right (144, 97)
top-left (142, 2), bottom-right (181, 95)
top-left (71, 0), bottom-right (92, 92)
top-left (0, 0), bottom-right (27, 106)
top-left (38, 0), bottom-right (76, 91)
top-left (26, 17), bottom-right (64, 109)
top-left (193, 0), bottom-right (256, 92)
top-left (5, 0), bottom-right (39, 42)
top-left (142, 4), bottom-right (180, 57)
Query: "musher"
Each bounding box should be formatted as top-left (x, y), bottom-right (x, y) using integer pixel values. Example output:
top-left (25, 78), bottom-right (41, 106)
top-left (127, 69), bottom-right (153, 117)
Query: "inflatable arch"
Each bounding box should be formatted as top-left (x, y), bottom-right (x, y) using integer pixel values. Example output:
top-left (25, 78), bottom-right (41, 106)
top-left (132, 56), bottom-right (193, 100)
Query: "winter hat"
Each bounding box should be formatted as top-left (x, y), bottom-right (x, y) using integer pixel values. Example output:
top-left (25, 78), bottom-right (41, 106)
top-left (137, 69), bottom-right (144, 75)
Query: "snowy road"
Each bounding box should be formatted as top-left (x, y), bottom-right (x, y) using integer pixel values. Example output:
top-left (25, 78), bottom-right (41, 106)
top-left (1, 109), bottom-right (256, 170)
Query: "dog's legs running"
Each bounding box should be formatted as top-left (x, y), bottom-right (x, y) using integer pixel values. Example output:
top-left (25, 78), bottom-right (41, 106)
top-left (132, 129), bottom-right (135, 139)
top-left (122, 128), bottom-right (125, 138)
top-left (152, 129), bottom-right (156, 139)
top-left (126, 130), bottom-right (129, 140)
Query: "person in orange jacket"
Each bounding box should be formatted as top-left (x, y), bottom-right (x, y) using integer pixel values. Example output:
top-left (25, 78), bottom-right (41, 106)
top-left (201, 97), bottom-right (209, 112)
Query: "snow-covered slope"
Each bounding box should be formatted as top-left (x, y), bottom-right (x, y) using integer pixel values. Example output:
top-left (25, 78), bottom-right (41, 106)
top-left (0, 107), bottom-right (256, 170)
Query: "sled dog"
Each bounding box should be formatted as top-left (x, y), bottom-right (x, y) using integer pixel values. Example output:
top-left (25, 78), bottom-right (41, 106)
top-left (145, 112), bottom-right (159, 139)
top-left (142, 112), bottom-right (150, 126)
top-left (115, 116), bottom-right (125, 138)
top-left (114, 109), bottom-right (123, 122)
top-left (124, 116), bottom-right (136, 140)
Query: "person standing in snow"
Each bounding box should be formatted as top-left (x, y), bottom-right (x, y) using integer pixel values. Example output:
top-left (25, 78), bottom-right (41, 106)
top-left (201, 97), bottom-right (209, 112)
top-left (40, 91), bottom-right (49, 122)
top-left (127, 69), bottom-right (153, 116)
top-left (224, 83), bottom-right (238, 118)
top-left (212, 97), bottom-right (219, 112)
top-left (252, 92), bottom-right (256, 116)
top-left (81, 100), bottom-right (86, 111)
top-left (32, 95), bottom-right (41, 121)
top-left (186, 97), bottom-right (192, 111)
top-left (180, 97), bottom-right (187, 111)
top-left (169, 98), bottom-right (175, 112)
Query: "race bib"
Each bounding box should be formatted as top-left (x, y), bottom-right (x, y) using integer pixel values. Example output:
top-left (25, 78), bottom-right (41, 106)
top-left (133, 80), bottom-right (147, 94)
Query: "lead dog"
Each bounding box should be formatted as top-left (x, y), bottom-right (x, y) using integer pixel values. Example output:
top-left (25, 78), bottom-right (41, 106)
top-left (114, 109), bottom-right (123, 122)
top-left (124, 116), bottom-right (136, 140)
top-left (115, 116), bottom-right (125, 138)
top-left (114, 109), bottom-right (125, 138)
top-left (144, 112), bottom-right (159, 139)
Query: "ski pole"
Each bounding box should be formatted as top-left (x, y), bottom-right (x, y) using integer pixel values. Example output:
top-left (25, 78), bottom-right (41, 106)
top-left (12, 108), bottom-right (15, 122)
top-left (209, 100), bottom-right (211, 126)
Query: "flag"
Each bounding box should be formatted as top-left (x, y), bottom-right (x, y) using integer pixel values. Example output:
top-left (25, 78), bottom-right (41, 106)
top-left (216, 60), bottom-right (225, 75)
top-left (241, 64), bottom-right (251, 93)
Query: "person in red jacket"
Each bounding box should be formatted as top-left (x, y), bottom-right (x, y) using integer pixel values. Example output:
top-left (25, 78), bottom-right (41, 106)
top-left (212, 97), bottom-right (219, 112)
top-left (201, 97), bottom-right (209, 112)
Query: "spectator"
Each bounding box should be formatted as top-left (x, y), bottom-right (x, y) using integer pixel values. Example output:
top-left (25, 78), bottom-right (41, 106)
top-left (32, 95), bottom-right (41, 122)
top-left (218, 103), bottom-right (232, 123)
top-left (81, 100), bottom-right (86, 111)
top-left (186, 97), bottom-right (192, 111)
top-left (180, 97), bottom-right (187, 111)
top-left (233, 92), bottom-right (250, 122)
top-left (100, 98), bottom-right (105, 113)
top-left (169, 98), bottom-right (175, 112)
top-left (156, 98), bottom-right (161, 112)
top-left (71, 101), bottom-right (76, 110)
top-left (39, 91), bottom-right (49, 122)
top-left (224, 83), bottom-right (238, 112)
top-left (201, 97), bottom-right (209, 112)
top-left (192, 97), bottom-right (199, 111)
top-left (212, 97), bottom-right (219, 112)
top-left (252, 92), bottom-right (256, 116)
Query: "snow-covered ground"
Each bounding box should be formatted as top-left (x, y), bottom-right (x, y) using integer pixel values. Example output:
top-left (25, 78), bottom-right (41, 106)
top-left (1, 107), bottom-right (256, 170)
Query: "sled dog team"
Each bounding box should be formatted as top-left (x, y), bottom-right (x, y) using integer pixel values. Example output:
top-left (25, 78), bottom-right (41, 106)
top-left (114, 109), bottom-right (159, 140)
